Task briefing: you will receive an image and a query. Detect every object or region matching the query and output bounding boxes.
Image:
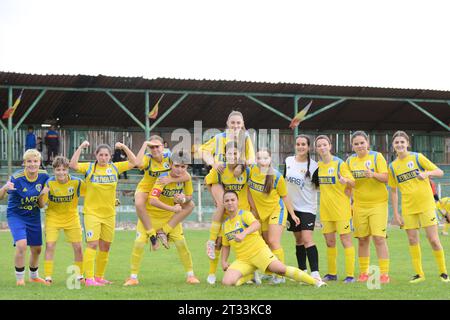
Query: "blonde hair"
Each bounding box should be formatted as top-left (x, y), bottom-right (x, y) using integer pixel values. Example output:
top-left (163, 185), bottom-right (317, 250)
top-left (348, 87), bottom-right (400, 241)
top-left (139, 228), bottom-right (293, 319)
top-left (23, 149), bottom-right (41, 161)
top-left (149, 135), bottom-right (164, 145)
top-left (314, 135), bottom-right (331, 146)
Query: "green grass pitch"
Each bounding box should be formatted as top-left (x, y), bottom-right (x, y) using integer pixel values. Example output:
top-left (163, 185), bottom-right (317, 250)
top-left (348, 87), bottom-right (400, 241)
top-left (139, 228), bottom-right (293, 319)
top-left (0, 228), bottom-right (449, 300)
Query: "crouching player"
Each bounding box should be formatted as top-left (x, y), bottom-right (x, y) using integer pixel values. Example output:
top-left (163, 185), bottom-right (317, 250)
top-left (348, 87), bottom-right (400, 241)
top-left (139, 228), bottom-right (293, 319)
top-left (124, 151), bottom-right (200, 285)
top-left (38, 156), bottom-right (85, 285)
top-left (220, 190), bottom-right (326, 287)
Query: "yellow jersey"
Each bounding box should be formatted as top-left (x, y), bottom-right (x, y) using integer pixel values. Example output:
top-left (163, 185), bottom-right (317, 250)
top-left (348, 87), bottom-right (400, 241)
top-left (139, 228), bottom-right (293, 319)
top-left (199, 131), bottom-right (255, 164)
top-left (43, 175), bottom-right (85, 226)
top-left (247, 165), bottom-right (287, 221)
top-left (318, 156), bottom-right (354, 221)
top-left (204, 166), bottom-right (251, 211)
top-left (346, 151), bottom-right (388, 207)
top-left (149, 172), bottom-right (193, 219)
top-left (77, 161), bottom-right (130, 218)
top-left (388, 152), bottom-right (438, 215)
top-left (138, 151), bottom-right (172, 187)
top-left (222, 210), bottom-right (267, 260)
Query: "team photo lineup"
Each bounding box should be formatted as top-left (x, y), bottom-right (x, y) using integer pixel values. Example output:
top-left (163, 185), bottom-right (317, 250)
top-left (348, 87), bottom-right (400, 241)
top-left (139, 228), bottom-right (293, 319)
top-left (0, 109), bottom-right (449, 293)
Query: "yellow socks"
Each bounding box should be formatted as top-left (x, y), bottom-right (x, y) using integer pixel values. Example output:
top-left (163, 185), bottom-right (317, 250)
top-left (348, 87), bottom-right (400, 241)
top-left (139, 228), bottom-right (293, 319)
top-left (272, 247), bottom-right (285, 264)
top-left (409, 244), bottom-right (425, 277)
top-left (74, 260), bottom-right (84, 278)
top-left (358, 256), bottom-right (370, 274)
top-left (344, 247), bottom-right (355, 278)
top-left (208, 249), bottom-right (221, 275)
top-left (285, 266), bottom-right (317, 285)
top-left (174, 239), bottom-right (193, 272)
top-left (209, 221), bottom-right (221, 241)
top-left (130, 242), bottom-right (146, 276)
top-left (95, 250), bottom-right (109, 279)
top-left (236, 274), bottom-right (254, 286)
top-left (44, 260), bottom-right (53, 279)
top-left (379, 259), bottom-right (390, 275)
top-left (432, 249), bottom-right (447, 275)
top-left (327, 247), bottom-right (337, 275)
top-left (83, 247), bottom-right (97, 279)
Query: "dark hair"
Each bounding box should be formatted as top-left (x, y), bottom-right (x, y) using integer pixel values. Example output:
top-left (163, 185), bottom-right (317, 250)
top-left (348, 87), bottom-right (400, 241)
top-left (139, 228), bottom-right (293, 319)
top-left (93, 144), bottom-right (113, 172)
top-left (52, 156), bottom-right (69, 168)
top-left (171, 150), bottom-right (190, 165)
top-left (392, 130), bottom-right (410, 143)
top-left (223, 190), bottom-right (239, 200)
top-left (296, 135), bottom-right (319, 188)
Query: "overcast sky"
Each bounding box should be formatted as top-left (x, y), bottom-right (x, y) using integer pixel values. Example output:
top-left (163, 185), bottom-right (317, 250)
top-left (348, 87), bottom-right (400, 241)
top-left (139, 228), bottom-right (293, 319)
top-left (1, 0), bottom-right (449, 90)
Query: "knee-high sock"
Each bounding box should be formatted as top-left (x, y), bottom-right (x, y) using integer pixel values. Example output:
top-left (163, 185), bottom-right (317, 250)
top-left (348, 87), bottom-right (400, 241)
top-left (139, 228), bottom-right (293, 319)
top-left (344, 247), bottom-right (355, 278)
top-left (74, 260), bottom-right (84, 278)
top-left (209, 222), bottom-right (221, 241)
top-left (272, 247), bottom-right (285, 264)
top-left (236, 273), bottom-right (254, 286)
top-left (409, 244), bottom-right (424, 277)
top-left (379, 259), bottom-right (390, 275)
top-left (284, 266), bottom-right (317, 285)
top-left (327, 247), bottom-right (337, 275)
top-left (358, 256), bottom-right (370, 274)
top-left (130, 242), bottom-right (146, 276)
top-left (174, 239), bottom-right (193, 273)
top-left (95, 250), bottom-right (109, 279)
top-left (83, 247), bottom-right (97, 279)
top-left (296, 245), bottom-right (307, 270)
top-left (306, 245), bottom-right (319, 272)
top-left (432, 249), bottom-right (447, 275)
top-left (208, 249), bottom-right (221, 275)
top-left (44, 260), bottom-right (53, 279)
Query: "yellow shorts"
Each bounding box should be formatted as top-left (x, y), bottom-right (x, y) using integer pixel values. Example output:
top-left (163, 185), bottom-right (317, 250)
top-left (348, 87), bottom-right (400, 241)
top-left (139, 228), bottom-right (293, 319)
top-left (83, 214), bottom-right (115, 243)
top-left (322, 219), bottom-right (352, 235)
top-left (228, 246), bottom-right (278, 276)
top-left (260, 208), bottom-right (287, 233)
top-left (353, 203), bottom-right (388, 238)
top-left (135, 214), bottom-right (185, 243)
top-left (403, 210), bottom-right (438, 230)
top-left (45, 223), bottom-right (82, 243)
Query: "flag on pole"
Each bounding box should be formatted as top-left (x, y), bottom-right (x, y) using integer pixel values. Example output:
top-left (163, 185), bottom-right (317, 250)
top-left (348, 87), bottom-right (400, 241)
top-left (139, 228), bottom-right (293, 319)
top-left (289, 100), bottom-right (313, 129)
top-left (2, 90), bottom-right (24, 120)
top-left (148, 94), bottom-right (164, 119)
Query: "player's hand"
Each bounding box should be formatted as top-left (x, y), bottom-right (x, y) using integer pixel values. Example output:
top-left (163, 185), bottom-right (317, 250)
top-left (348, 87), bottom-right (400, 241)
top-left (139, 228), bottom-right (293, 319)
top-left (364, 163), bottom-right (374, 178)
top-left (39, 185), bottom-right (50, 196)
top-left (222, 262), bottom-right (229, 271)
top-left (115, 142), bottom-right (125, 150)
top-left (213, 163), bottom-right (225, 174)
top-left (172, 204), bottom-right (182, 213)
top-left (158, 176), bottom-right (172, 186)
top-left (417, 171), bottom-right (428, 180)
top-left (80, 141), bottom-right (90, 149)
top-left (338, 173), bottom-right (347, 185)
top-left (2, 180), bottom-right (16, 191)
top-left (394, 214), bottom-right (404, 228)
top-left (174, 193), bottom-right (186, 204)
top-left (290, 214), bottom-right (300, 226)
top-left (234, 233), bottom-right (246, 242)
top-left (344, 186), bottom-right (352, 198)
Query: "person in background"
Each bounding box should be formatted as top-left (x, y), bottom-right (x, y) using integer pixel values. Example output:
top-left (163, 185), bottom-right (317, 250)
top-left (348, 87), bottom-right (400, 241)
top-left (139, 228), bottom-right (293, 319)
top-left (25, 126), bottom-right (37, 151)
top-left (45, 125), bottom-right (60, 166)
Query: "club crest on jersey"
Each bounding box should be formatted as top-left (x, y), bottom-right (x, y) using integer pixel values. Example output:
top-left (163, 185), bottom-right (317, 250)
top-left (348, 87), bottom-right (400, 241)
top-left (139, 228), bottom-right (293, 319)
top-left (35, 184), bottom-right (42, 192)
top-left (407, 161), bottom-right (414, 169)
top-left (86, 230), bottom-right (93, 239)
top-left (106, 168), bottom-right (113, 175)
top-left (235, 222), bottom-right (241, 229)
top-left (328, 168), bottom-right (335, 175)
top-left (68, 187), bottom-right (74, 194)
top-left (365, 161), bottom-right (371, 168)
top-left (163, 163), bottom-right (170, 169)
top-left (236, 176), bottom-right (244, 183)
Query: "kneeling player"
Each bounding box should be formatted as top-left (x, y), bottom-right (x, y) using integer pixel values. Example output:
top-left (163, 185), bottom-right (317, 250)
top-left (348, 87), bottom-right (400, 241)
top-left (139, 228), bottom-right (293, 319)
top-left (220, 190), bottom-right (326, 287)
top-left (38, 156), bottom-right (85, 285)
top-left (124, 151), bottom-right (200, 285)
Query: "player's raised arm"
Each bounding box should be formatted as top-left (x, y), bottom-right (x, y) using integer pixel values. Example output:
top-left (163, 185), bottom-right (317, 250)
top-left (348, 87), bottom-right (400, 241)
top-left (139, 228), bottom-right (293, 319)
top-left (69, 140), bottom-right (90, 171)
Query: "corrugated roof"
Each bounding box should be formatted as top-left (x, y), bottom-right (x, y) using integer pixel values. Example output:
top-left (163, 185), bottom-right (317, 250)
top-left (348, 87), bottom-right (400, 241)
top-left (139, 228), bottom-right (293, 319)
top-left (1, 71), bottom-right (449, 132)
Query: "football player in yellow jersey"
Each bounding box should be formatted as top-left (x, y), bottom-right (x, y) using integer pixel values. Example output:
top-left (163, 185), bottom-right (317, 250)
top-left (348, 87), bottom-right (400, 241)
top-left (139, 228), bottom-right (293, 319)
top-left (124, 151), bottom-right (199, 286)
top-left (220, 190), bottom-right (326, 287)
top-left (436, 197), bottom-right (449, 236)
top-left (70, 141), bottom-right (136, 287)
top-left (200, 111), bottom-right (256, 260)
top-left (346, 131), bottom-right (390, 284)
top-left (38, 156), bottom-right (85, 285)
top-left (315, 135), bottom-right (356, 283)
top-left (388, 131), bottom-right (449, 283)
top-left (204, 141), bottom-right (252, 284)
top-left (247, 149), bottom-right (299, 284)
top-left (134, 135), bottom-right (190, 250)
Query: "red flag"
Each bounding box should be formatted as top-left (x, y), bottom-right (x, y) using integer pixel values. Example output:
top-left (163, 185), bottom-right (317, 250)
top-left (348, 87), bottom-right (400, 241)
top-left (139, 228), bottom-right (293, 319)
top-left (289, 100), bottom-right (312, 129)
top-left (148, 94), bottom-right (164, 119)
top-left (2, 90), bottom-right (23, 120)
